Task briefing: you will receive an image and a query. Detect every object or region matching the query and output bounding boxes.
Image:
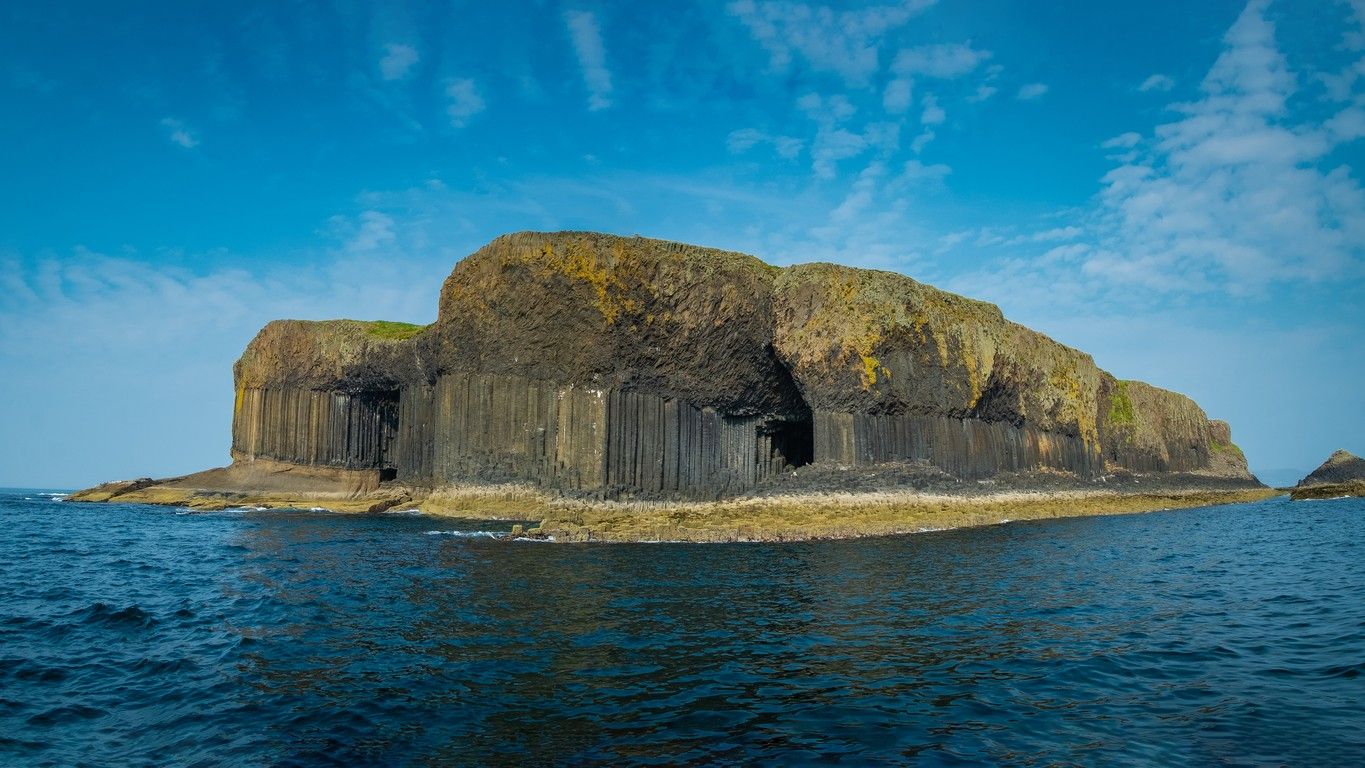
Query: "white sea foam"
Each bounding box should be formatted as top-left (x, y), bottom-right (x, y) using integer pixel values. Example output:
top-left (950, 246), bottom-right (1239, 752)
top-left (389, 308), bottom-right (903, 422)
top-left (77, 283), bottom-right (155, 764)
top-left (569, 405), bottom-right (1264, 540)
top-left (381, 508), bottom-right (424, 516)
top-left (38, 492), bottom-right (68, 499)
top-left (424, 530), bottom-right (502, 538)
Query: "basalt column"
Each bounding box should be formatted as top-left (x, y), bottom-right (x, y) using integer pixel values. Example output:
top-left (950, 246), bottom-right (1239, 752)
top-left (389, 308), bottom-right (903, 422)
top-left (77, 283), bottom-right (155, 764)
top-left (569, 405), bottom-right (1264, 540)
top-left (231, 387), bottom-right (397, 470)
top-left (423, 231), bottom-right (815, 497)
top-left (601, 390), bottom-right (809, 499)
top-left (392, 373), bottom-right (607, 491)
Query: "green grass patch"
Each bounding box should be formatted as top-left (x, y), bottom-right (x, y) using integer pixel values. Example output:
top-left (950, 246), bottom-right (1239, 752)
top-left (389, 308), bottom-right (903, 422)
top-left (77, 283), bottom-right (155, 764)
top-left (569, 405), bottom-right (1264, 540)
top-left (1107, 380), bottom-right (1135, 427)
top-left (362, 320), bottom-right (427, 340)
top-left (1210, 438), bottom-right (1246, 462)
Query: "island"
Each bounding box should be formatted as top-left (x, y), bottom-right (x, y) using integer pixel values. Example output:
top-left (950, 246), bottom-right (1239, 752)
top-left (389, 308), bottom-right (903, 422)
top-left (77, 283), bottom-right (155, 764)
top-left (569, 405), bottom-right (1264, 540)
top-left (71, 231), bottom-right (1275, 540)
top-left (1290, 450), bottom-right (1365, 500)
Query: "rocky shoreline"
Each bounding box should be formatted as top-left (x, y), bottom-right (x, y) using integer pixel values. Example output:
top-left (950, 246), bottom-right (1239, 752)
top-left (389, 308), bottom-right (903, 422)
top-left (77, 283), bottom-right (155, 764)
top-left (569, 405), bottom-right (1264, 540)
top-left (1290, 481), bottom-right (1365, 501)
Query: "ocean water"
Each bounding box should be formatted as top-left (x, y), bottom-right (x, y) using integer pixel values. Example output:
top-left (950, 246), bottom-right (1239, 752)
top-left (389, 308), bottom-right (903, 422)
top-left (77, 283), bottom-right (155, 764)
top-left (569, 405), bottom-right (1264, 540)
top-left (1, 490), bottom-right (1362, 766)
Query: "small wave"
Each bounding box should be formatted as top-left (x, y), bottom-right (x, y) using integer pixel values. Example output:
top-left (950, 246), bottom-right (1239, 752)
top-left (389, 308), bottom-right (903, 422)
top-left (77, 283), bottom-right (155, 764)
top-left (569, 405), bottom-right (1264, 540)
top-left (72, 602), bottom-right (157, 629)
top-left (26, 704), bottom-right (108, 727)
top-left (381, 508), bottom-right (425, 516)
top-left (225, 506), bottom-right (268, 512)
top-left (37, 492), bottom-right (68, 498)
top-left (512, 535), bottom-right (555, 543)
top-left (424, 530), bottom-right (502, 538)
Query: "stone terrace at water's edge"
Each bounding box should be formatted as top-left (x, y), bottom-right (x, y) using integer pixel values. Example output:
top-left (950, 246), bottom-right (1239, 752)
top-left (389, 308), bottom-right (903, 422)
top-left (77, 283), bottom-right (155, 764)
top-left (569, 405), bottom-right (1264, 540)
top-left (223, 231), bottom-right (1256, 501)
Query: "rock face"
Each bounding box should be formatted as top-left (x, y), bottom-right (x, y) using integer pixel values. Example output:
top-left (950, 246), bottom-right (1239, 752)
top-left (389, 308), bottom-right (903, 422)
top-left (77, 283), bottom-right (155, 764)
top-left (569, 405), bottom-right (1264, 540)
top-left (224, 231), bottom-right (1256, 499)
top-left (1291, 450), bottom-right (1365, 499)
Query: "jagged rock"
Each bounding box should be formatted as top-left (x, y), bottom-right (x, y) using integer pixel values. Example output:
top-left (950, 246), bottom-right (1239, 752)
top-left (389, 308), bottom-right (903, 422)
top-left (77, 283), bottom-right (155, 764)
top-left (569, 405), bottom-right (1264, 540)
top-left (1290, 450), bottom-right (1365, 499)
top-left (85, 231), bottom-right (1261, 504)
top-left (1298, 450), bottom-right (1365, 486)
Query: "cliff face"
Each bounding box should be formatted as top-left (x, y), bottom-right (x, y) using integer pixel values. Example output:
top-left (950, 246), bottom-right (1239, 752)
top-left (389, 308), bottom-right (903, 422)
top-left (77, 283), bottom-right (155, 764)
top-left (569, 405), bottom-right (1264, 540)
top-left (226, 231), bottom-right (1256, 498)
top-left (431, 232), bottom-right (804, 418)
top-left (230, 320), bottom-right (424, 472)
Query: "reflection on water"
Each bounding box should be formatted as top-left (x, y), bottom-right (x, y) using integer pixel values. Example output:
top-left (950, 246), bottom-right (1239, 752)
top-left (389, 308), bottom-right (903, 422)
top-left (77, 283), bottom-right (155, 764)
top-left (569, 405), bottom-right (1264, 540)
top-left (1, 492), bottom-right (1363, 765)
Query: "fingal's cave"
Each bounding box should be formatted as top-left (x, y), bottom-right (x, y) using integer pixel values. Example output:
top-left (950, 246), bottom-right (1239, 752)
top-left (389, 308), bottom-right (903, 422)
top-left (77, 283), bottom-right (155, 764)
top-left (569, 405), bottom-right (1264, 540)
top-left (217, 231), bottom-right (1253, 501)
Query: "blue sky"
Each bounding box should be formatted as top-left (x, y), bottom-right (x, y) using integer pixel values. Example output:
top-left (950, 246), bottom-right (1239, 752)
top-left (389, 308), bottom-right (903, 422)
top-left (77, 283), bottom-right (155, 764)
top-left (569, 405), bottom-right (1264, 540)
top-left (1, 0), bottom-right (1361, 488)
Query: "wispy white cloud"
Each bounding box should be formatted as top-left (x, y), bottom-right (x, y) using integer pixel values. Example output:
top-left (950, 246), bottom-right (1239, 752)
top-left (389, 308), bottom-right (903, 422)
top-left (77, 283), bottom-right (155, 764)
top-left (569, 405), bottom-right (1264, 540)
top-left (956, 0), bottom-right (1365, 306)
top-left (828, 162), bottom-right (885, 223)
top-left (727, 128), bottom-right (804, 159)
top-left (890, 42), bottom-right (992, 78)
top-left (444, 78), bottom-right (485, 127)
top-left (1101, 132), bottom-right (1142, 150)
top-left (1138, 73), bottom-right (1175, 92)
top-left (727, 0), bottom-right (937, 85)
top-left (810, 128), bottom-right (871, 179)
top-left (883, 77), bottom-right (914, 113)
top-left (1320, 1), bottom-right (1365, 99)
top-left (910, 128), bottom-right (934, 153)
top-left (160, 118), bottom-right (198, 148)
top-left (1080, 0), bottom-right (1365, 293)
top-left (884, 43), bottom-right (991, 117)
top-left (379, 43), bottom-right (419, 80)
top-left (797, 92), bottom-right (857, 123)
top-left (965, 63), bottom-right (1004, 103)
top-left (794, 91), bottom-right (900, 177)
top-left (327, 210), bottom-right (397, 253)
top-left (808, 122), bottom-right (899, 179)
top-left (1032, 226), bottom-right (1083, 242)
top-left (920, 93), bottom-right (945, 125)
top-left (564, 10), bottom-right (613, 110)
top-left (1016, 82), bottom-right (1049, 100)
top-left (900, 158), bottom-right (951, 183)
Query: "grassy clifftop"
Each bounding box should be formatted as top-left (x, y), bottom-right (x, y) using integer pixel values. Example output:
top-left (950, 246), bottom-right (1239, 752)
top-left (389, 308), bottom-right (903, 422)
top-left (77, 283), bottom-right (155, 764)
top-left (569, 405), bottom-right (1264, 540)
top-left (233, 319), bottom-right (429, 393)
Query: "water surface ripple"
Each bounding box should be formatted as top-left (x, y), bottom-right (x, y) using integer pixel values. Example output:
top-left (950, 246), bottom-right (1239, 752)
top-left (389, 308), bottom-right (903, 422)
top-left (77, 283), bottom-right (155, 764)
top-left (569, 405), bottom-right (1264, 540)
top-left (1, 490), bottom-right (1361, 765)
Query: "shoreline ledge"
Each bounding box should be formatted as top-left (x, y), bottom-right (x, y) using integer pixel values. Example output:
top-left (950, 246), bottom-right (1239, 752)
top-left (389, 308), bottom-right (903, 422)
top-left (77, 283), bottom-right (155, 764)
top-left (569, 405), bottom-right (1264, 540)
top-left (68, 475), bottom-right (1280, 543)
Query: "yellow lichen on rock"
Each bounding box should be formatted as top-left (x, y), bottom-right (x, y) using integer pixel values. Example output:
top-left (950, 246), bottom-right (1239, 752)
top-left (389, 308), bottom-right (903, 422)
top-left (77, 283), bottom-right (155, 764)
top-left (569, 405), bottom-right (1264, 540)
top-left (529, 238), bottom-right (645, 324)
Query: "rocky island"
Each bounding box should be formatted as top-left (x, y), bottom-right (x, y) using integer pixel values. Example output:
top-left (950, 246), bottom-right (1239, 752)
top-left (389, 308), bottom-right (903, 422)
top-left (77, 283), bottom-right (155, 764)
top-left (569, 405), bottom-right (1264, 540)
top-left (1290, 450), bottom-right (1365, 500)
top-left (71, 231), bottom-right (1274, 540)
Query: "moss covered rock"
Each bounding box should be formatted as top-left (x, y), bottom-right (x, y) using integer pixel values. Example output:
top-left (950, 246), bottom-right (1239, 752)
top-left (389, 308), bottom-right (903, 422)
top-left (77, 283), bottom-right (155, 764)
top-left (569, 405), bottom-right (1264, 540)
top-left (234, 319), bottom-right (428, 393)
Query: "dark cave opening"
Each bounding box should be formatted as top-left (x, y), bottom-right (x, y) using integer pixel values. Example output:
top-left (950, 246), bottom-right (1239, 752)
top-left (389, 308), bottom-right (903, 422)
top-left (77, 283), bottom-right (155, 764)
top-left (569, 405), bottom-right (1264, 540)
top-left (768, 418), bottom-right (814, 469)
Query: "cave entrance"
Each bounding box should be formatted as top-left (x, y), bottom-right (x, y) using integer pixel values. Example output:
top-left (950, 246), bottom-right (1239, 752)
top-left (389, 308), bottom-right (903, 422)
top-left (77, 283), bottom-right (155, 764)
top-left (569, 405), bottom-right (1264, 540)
top-left (759, 342), bottom-right (814, 472)
top-left (767, 418), bottom-right (813, 469)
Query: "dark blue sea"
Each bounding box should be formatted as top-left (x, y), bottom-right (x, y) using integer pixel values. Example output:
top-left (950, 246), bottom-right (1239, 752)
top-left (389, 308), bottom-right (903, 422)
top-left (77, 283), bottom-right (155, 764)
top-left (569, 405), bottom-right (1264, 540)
top-left (1, 489), bottom-right (1362, 766)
